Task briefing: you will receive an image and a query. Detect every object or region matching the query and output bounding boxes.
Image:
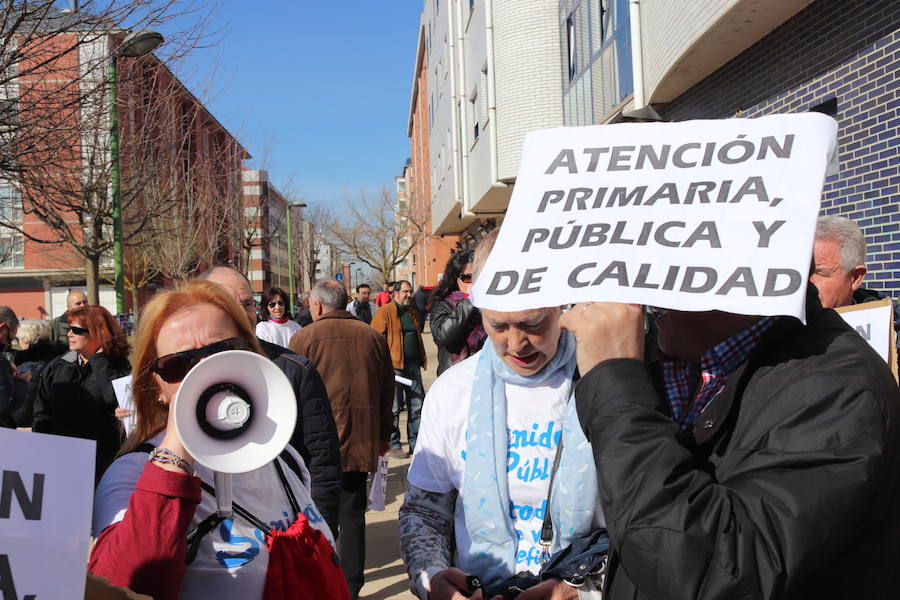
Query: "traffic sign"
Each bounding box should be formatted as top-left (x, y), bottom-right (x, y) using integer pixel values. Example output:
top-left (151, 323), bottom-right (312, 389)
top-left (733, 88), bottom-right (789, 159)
top-left (335, 273), bottom-right (343, 281)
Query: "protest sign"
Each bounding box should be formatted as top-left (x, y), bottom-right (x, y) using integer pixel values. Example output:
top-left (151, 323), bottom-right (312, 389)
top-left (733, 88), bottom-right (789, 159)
top-left (471, 113), bottom-right (838, 321)
top-left (835, 298), bottom-right (898, 380)
top-left (0, 429), bottom-right (95, 600)
top-left (112, 375), bottom-right (136, 436)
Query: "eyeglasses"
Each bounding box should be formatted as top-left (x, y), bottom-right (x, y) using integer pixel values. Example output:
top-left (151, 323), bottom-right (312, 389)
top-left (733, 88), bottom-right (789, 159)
top-left (67, 325), bottom-right (90, 336)
top-left (268, 300), bottom-right (285, 308)
top-left (150, 337), bottom-right (249, 383)
top-left (459, 273), bottom-right (473, 283)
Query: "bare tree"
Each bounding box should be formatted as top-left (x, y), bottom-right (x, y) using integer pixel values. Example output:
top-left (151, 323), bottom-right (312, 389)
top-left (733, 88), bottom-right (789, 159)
top-left (326, 187), bottom-right (424, 284)
top-left (0, 0), bottom-right (222, 303)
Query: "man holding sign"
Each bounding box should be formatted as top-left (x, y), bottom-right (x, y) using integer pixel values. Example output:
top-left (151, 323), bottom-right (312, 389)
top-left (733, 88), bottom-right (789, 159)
top-left (474, 114), bottom-right (900, 599)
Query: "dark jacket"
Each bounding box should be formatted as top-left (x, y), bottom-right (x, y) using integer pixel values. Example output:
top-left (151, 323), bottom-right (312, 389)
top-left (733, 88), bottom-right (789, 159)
top-left (50, 311), bottom-right (71, 344)
top-left (429, 296), bottom-right (482, 376)
top-left (4, 340), bottom-right (66, 428)
top-left (0, 354), bottom-right (17, 428)
top-left (33, 351), bottom-right (131, 482)
top-left (289, 311), bottom-right (394, 473)
top-left (371, 301), bottom-right (427, 370)
top-left (259, 339), bottom-right (341, 535)
top-left (575, 293), bottom-right (900, 599)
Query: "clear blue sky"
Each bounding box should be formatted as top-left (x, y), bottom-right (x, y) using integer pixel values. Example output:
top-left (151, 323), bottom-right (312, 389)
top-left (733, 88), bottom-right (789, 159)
top-left (168, 1), bottom-right (422, 208)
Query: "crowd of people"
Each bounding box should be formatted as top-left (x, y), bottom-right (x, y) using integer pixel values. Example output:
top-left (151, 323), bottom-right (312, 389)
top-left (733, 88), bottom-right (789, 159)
top-left (3, 214), bottom-right (900, 599)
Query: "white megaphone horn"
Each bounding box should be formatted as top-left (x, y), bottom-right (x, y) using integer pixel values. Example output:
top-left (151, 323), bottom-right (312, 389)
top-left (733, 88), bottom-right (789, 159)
top-left (173, 350), bottom-right (297, 518)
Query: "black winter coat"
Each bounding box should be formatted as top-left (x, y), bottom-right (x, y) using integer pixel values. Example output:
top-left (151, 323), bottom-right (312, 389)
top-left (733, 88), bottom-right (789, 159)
top-left (33, 351), bottom-right (131, 483)
top-left (260, 339), bottom-right (342, 536)
top-left (575, 293), bottom-right (900, 600)
top-left (429, 297), bottom-right (482, 376)
top-left (3, 340), bottom-right (67, 428)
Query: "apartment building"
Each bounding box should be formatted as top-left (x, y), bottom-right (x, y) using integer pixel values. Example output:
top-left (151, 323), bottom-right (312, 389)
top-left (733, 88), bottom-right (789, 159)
top-left (561, 0), bottom-right (898, 292)
top-left (0, 30), bottom-right (246, 319)
top-left (241, 169), bottom-right (291, 298)
top-left (422, 0), bottom-right (566, 240)
top-left (404, 14), bottom-right (459, 287)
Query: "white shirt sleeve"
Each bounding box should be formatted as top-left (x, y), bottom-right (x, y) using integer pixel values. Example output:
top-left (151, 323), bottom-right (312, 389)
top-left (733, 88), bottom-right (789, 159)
top-left (407, 361), bottom-right (471, 494)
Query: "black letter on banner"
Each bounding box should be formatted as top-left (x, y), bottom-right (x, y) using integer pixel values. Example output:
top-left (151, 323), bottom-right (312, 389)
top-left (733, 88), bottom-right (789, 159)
top-left (0, 553), bottom-right (36, 600)
top-left (0, 471), bottom-right (44, 521)
top-left (520, 268), bottom-right (548, 294)
top-left (684, 222), bottom-right (721, 248)
top-left (716, 267), bottom-right (759, 296)
top-left (591, 261), bottom-right (629, 287)
top-left (568, 263), bottom-right (596, 288)
top-left (537, 190), bottom-right (564, 212)
top-left (522, 229), bottom-right (549, 251)
top-left (545, 149), bottom-right (577, 174)
top-left (486, 271), bottom-right (519, 296)
top-left (763, 269), bottom-right (801, 296)
top-left (752, 220), bottom-right (785, 247)
top-left (680, 267), bottom-right (717, 293)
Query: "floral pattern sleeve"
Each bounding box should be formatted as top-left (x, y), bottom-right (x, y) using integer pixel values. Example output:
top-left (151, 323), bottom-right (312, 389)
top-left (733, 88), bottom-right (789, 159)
top-left (399, 484), bottom-right (458, 599)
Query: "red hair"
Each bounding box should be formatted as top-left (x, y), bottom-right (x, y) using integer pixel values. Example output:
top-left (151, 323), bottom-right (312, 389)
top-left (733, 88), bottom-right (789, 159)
top-left (67, 305), bottom-right (129, 359)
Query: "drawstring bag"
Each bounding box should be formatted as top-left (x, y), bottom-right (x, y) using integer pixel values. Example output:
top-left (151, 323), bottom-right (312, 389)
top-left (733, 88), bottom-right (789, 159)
top-left (264, 510), bottom-right (350, 600)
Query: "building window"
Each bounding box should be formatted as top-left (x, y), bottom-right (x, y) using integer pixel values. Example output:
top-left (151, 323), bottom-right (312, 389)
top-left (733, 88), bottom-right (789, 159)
top-left (0, 185), bottom-right (21, 223)
top-left (469, 87), bottom-right (480, 145)
top-left (567, 14), bottom-right (577, 81)
top-left (0, 232), bottom-right (22, 269)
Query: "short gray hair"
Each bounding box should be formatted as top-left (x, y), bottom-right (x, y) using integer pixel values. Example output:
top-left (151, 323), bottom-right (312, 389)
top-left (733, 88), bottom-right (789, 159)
top-left (310, 280), bottom-right (348, 311)
top-left (0, 306), bottom-right (19, 332)
top-left (816, 215), bottom-right (866, 273)
top-left (17, 319), bottom-right (50, 346)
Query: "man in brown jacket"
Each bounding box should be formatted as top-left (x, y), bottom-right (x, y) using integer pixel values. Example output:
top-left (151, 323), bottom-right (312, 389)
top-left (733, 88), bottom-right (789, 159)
top-left (370, 279), bottom-right (427, 459)
top-left (289, 280), bottom-right (394, 600)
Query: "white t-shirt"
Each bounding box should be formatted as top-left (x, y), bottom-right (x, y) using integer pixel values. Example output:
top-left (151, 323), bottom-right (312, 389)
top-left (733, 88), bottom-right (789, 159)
top-left (93, 435), bottom-right (334, 600)
top-left (255, 319), bottom-right (301, 348)
top-left (408, 351), bottom-right (572, 575)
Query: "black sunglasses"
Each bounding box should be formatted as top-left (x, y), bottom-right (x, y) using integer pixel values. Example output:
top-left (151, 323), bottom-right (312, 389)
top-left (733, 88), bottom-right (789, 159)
top-left (459, 273), bottom-right (473, 283)
top-left (150, 337), bottom-right (249, 383)
top-left (68, 325), bottom-right (90, 336)
top-left (268, 300), bottom-right (285, 308)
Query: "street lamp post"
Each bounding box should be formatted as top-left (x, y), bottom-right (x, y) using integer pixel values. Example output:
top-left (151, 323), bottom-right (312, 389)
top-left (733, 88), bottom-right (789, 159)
top-left (110, 29), bottom-right (164, 316)
top-left (286, 200), bottom-right (307, 315)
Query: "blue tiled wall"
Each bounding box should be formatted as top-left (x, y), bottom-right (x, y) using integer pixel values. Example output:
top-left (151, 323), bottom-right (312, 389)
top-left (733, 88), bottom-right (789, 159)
top-left (664, 0), bottom-right (899, 294)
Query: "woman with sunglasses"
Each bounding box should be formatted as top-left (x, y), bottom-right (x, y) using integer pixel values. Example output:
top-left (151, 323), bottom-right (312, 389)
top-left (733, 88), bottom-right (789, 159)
top-left (32, 305), bottom-right (131, 483)
top-left (90, 280), bottom-right (342, 600)
top-left (255, 286), bottom-right (301, 348)
top-left (429, 249), bottom-right (487, 376)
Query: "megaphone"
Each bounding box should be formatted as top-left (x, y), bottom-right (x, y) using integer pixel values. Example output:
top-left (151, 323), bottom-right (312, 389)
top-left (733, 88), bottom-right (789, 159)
top-left (173, 350), bottom-right (297, 517)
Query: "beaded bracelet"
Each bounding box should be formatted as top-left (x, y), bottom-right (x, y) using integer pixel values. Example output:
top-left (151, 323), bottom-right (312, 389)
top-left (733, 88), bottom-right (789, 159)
top-left (148, 447), bottom-right (195, 477)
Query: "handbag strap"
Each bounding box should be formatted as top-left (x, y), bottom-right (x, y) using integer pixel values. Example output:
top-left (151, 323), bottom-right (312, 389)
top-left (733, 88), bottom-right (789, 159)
top-left (539, 437), bottom-right (565, 559)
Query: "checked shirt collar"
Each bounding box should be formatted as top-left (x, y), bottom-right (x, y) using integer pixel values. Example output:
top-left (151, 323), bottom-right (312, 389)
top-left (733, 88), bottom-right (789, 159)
top-left (661, 316), bottom-right (777, 431)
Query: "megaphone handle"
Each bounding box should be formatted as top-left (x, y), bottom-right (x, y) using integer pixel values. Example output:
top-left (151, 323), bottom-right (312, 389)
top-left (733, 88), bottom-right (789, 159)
top-left (214, 472), bottom-right (233, 519)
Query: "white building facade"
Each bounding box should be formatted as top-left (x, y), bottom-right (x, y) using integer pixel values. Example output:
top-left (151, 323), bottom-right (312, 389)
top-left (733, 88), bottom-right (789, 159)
top-left (424, 0), bottom-right (566, 237)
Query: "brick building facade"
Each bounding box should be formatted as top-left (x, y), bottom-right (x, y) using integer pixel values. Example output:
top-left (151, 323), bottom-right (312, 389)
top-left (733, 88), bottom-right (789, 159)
top-left (660, 0), bottom-right (898, 294)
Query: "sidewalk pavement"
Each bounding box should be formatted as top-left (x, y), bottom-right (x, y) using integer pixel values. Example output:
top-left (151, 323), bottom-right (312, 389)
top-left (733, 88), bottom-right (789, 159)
top-left (359, 324), bottom-right (440, 600)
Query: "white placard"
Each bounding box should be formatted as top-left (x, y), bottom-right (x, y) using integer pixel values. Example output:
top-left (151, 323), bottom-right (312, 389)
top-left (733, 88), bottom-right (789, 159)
top-left (836, 299), bottom-right (895, 365)
top-left (367, 455), bottom-right (389, 512)
top-left (112, 375), bottom-right (136, 436)
top-left (472, 113), bottom-right (838, 322)
top-left (0, 429), bottom-right (95, 600)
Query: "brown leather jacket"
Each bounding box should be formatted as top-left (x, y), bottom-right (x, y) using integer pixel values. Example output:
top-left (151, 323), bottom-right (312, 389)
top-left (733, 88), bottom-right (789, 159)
top-left (289, 310), bottom-right (394, 473)
top-left (370, 300), bottom-right (427, 370)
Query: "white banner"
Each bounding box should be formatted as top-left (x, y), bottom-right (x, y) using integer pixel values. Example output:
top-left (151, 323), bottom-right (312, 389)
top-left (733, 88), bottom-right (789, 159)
top-left (836, 299), bottom-right (897, 378)
top-left (0, 429), bottom-right (95, 600)
top-left (472, 113), bottom-right (838, 321)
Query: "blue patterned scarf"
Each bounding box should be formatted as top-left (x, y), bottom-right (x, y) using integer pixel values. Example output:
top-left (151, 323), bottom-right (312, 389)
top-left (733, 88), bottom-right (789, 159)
top-left (462, 330), bottom-right (599, 588)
